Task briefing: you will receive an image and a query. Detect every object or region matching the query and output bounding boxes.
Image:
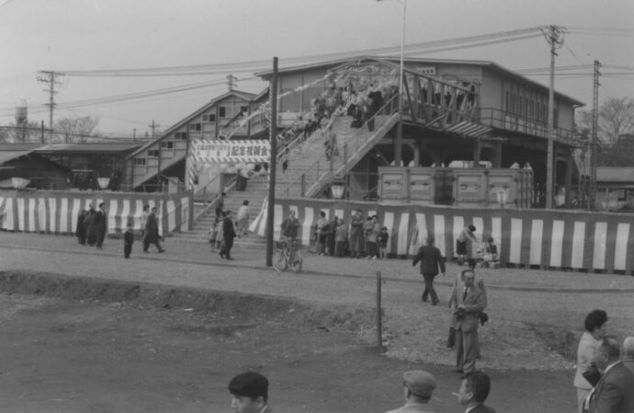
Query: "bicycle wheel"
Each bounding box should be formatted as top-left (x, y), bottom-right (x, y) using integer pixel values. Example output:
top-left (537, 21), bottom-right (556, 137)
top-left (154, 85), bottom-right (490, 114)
top-left (290, 249), bottom-right (303, 273)
top-left (273, 249), bottom-right (288, 272)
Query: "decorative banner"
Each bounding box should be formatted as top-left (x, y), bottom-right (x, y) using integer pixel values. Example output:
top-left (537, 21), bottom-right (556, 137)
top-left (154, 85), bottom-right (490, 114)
top-left (0, 190), bottom-right (193, 236)
top-left (191, 139), bottom-right (270, 165)
top-left (250, 198), bottom-right (634, 274)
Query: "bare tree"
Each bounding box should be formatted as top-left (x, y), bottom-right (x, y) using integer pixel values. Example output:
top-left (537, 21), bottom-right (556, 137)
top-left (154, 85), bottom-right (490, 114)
top-left (577, 97), bottom-right (634, 145)
top-left (54, 116), bottom-right (100, 143)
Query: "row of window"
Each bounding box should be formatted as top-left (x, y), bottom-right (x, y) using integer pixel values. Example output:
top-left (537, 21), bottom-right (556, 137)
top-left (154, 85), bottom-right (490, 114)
top-left (504, 87), bottom-right (557, 126)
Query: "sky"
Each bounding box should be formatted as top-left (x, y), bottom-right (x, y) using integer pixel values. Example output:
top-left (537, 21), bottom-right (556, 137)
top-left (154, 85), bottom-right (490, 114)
top-left (0, 0), bottom-right (633, 138)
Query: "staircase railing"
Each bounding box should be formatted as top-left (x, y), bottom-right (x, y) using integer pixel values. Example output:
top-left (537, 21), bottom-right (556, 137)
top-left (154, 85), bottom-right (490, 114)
top-left (191, 122), bottom-right (310, 223)
top-left (280, 95), bottom-right (399, 199)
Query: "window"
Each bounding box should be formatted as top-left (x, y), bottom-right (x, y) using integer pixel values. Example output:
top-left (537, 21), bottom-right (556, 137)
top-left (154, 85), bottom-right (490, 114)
top-left (148, 149), bottom-right (159, 157)
top-left (203, 114), bottom-right (216, 122)
top-left (175, 131), bottom-right (188, 140)
top-left (161, 141), bottom-right (173, 149)
top-left (134, 158), bottom-right (146, 166)
top-left (219, 106), bottom-right (226, 118)
top-left (189, 123), bottom-right (202, 131)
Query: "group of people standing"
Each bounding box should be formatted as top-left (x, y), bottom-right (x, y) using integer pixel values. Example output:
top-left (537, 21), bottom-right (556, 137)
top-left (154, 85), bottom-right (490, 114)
top-left (574, 309), bottom-right (634, 413)
top-left (312, 209), bottom-right (389, 259)
top-left (75, 203), bottom-right (164, 258)
top-left (75, 203), bottom-right (107, 249)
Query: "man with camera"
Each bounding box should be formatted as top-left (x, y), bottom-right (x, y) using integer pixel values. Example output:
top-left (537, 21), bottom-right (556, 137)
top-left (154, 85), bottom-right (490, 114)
top-left (449, 269), bottom-right (487, 376)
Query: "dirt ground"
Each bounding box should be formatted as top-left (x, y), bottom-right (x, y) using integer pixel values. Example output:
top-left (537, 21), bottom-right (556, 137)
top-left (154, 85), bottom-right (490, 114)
top-left (0, 288), bottom-right (574, 413)
top-left (1, 232), bottom-right (633, 412)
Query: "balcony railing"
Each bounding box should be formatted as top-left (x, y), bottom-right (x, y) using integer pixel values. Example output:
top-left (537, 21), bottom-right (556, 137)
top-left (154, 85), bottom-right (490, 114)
top-left (479, 107), bottom-right (581, 146)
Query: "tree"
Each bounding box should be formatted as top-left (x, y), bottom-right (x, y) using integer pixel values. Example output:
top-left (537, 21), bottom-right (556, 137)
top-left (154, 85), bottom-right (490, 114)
top-left (54, 116), bottom-right (100, 143)
top-left (577, 97), bottom-right (634, 145)
top-left (597, 134), bottom-right (634, 166)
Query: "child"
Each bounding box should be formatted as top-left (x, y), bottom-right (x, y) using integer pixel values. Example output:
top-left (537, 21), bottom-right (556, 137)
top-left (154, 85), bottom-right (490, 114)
top-left (123, 223), bottom-right (134, 259)
top-left (377, 226), bottom-right (389, 259)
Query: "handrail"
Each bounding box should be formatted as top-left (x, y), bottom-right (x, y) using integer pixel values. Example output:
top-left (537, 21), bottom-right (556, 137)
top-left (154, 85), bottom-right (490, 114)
top-left (281, 94), bottom-right (399, 198)
top-left (194, 175), bottom-right (238, 222)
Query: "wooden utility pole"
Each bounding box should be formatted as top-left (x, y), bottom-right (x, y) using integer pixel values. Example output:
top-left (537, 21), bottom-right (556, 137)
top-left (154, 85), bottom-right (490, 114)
top-left (543, 25), bottom-right (564, 209)
top-left (36, 71), bottom-right (62, 142)
top-left (265, 57), bottom-right (279, 267)
top-left (588, 60), bottom-right (601, 210)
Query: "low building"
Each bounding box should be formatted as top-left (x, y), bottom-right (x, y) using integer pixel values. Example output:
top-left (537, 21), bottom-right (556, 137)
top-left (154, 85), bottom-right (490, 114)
top-left (595, 166), bottom-right (634, 211)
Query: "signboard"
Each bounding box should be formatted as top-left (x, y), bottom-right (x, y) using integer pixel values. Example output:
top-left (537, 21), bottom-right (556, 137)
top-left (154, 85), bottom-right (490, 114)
top-left (191, 139), bottom-right (269, 164)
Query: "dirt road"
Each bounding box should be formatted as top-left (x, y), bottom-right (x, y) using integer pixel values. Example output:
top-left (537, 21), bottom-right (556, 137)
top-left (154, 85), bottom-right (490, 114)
top-left (1, 231), bottom-right (633, 412)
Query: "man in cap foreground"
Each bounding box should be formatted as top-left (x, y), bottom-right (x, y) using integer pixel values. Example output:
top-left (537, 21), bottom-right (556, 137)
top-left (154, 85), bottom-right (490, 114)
top-left (385, 370), bottom-right (437, 413)
top-left (228, 371), bottom-right (272, 413)
top-left (455, 371), bottom-right (496, 413)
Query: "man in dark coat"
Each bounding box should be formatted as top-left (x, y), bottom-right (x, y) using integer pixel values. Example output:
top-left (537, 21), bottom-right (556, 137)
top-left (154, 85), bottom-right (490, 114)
top-left (84, 204), bottom-right (98, 246)
top-left (95, 202), bottom-right (107, 249)
top-left (456, 371), bottom-right (496, 413)
top-left (588, 336), bottom-right (634, 413)
top-left (143, 207), bottom-right (165, 253)
top-left (412, 235), bottom-right (446, 305)
top-left (220, 210), bottom-right (236, 260)
top-left (75, 209), bottom-right (87, 245)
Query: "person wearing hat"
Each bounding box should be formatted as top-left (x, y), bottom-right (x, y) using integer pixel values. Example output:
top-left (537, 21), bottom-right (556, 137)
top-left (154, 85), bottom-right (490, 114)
top-left (412, 235), bottom-right (446, 305)
top-left (456, 225), bottom-right (478, 265)
top-left (228, 371), bottom-right (272, 413)
top-left (455, 371), bottom-right (496, 413)
top-left (385, 370), bottom-right (437, 413)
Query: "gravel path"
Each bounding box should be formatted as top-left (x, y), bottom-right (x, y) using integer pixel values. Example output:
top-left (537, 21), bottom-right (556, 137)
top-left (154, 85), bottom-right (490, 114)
top-left (2, 231), bottom-right (633, 371)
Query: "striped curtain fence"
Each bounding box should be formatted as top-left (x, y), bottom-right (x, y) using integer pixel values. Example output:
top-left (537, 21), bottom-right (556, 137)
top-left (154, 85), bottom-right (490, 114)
top-left (249, 198), bottom-right (634, 274)
top-left (0, 190), bottom-right (193, 237)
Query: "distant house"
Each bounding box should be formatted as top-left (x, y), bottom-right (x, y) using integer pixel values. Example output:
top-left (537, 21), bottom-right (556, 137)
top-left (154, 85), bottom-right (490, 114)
top-left (595, 166), bottom-right (634, 210)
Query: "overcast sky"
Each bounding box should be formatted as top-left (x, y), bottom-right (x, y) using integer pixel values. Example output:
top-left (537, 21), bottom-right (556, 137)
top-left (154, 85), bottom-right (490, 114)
top-left (0, 0), bottom-right (633, 137)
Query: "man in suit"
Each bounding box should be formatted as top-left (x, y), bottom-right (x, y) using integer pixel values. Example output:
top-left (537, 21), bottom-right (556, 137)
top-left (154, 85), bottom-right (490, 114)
top-left (449, 269), bottom-right (487, 375)
top-left (412, 235), bottom-right (446, 305)
top-left (588, 336), bottom-right (634, 413)
top-left (456, 371), bottom-right (496, 413)
top-left (220, 210), bottom-right (236, 260)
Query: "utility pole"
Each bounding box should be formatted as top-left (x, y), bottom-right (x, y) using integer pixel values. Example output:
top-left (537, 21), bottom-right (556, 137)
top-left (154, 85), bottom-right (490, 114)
top-left (394, 0), bottom-right (407, 166)
top-left (36, 71), bottom-right (62, 142)
top-left (542, 25), bottom-right (565, 209)
top-left (265, 57), bottom-right (278, 267)
top-left (226, 74), bottom-right (238, 91)
top-left (588, 60), bottom-right (601, 210)
top-left (149, 120), bottom-right (160, 139)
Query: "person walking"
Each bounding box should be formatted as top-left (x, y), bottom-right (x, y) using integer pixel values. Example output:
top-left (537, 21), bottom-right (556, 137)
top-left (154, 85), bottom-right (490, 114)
top-left (316, 211), bottom-right (329, 256)
top-left (412, 235), bottom-right (446, 305)
top-left (220, 210), bottom-right (236, 260)
top-left (75, 209), bottom-right (88, 245)
top-left (215, 192), bottom-right (226, 218)
top-left (143, 207), bottom-right (165, 253)
top-left (456, 225), bottom-right (478, 265)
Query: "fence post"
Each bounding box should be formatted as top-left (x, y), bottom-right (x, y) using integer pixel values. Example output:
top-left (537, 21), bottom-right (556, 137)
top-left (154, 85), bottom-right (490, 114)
top-left (376, 271), bottom-right (384, 351)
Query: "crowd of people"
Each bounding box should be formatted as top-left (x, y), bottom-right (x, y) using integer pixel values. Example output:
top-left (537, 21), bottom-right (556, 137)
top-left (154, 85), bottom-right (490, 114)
top-left (226, 369), bottom-right (497, 413)
top-left (306, 208), bottom-right (389, 259)
top-left (75, 203), bottom-right (165, 258)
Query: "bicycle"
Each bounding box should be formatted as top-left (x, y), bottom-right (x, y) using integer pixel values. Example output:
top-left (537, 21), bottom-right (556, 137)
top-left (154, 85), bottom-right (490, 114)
top-left (274, 238), bottom-right (303, 273)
